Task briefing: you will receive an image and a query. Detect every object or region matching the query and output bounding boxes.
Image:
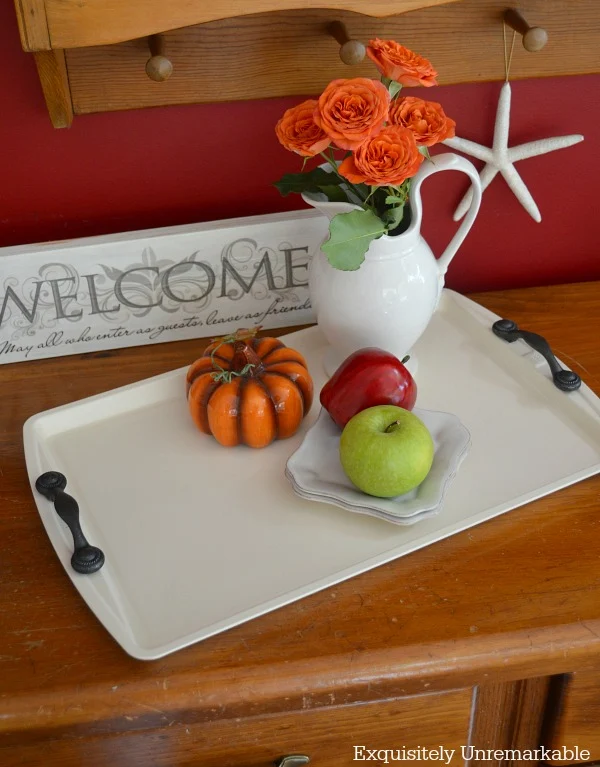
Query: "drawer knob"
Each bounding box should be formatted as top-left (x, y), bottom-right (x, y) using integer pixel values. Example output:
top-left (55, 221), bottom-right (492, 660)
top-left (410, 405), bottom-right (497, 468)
top-left (275, 757), bottom-right (310, 767)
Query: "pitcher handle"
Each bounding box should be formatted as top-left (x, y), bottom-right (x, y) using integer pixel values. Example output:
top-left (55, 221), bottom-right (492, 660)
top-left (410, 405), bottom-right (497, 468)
top-left (408, 153), bottom-right (482, 277)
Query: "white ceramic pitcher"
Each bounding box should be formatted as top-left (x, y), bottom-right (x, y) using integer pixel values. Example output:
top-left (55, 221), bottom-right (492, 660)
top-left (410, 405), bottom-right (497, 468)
top-left (303, 153), bottom-right (482, 375)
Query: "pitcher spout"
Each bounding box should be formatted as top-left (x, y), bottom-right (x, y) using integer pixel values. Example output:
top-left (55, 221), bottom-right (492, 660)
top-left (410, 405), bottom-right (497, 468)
top-left (301, 190), bottom-right (361, 222)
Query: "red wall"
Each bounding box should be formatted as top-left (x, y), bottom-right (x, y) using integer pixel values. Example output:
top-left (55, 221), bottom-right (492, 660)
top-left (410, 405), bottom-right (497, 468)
top-left (0, 2), bottom-right (597, 293)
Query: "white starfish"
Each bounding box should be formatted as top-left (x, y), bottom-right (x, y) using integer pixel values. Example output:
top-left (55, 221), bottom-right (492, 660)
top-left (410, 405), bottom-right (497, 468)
top-left (443, 82), bottom-right (583, 222)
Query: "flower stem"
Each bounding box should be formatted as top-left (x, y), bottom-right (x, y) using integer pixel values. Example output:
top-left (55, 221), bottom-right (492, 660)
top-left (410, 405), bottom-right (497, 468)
top-left (318, 151), bottom-right (368, 205)
top-left (364, 187), bottom-right (377, 205)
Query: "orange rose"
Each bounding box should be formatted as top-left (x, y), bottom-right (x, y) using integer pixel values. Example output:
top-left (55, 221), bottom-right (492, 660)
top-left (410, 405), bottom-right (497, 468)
top-left (389, 96), bottom-right (455, 147)
top-left (275, 99), bottom-right (331, 157)
top-left (338, 125), bottom-right (423, 187)
top-left (366, 39), bottom-right (438, 87)
top-left (314, 78), bottom-right (390, 151)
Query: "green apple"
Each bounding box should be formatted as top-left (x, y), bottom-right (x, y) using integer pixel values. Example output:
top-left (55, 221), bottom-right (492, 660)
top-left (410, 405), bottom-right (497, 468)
top-left (339, 405), bottom-right (434, 498)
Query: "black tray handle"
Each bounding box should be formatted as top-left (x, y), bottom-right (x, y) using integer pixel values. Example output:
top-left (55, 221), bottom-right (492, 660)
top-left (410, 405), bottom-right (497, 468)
top-left (35, 472), bottom-right (105, 574)
top-left (492, 319), bottom-right (582, 392)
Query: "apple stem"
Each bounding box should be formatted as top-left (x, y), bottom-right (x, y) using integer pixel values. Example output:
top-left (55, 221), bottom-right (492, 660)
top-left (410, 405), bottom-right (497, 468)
top-left (385, 420), bottom-right (402, 434)
top-left (401, 355), bottom-right (410, 365)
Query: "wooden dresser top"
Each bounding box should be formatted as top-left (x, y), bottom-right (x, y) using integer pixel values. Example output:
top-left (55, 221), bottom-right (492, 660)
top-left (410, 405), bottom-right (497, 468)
top-left (1, 281), bottom-right (599, 744)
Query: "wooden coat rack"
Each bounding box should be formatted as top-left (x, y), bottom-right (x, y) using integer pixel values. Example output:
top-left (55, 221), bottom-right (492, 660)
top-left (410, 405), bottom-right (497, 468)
top-left (13, 0), bottom-right (600, 128)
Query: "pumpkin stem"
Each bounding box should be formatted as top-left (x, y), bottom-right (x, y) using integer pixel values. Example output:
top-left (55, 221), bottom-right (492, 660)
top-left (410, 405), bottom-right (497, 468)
top-left (230, 340), bottom-right (264, 377)
top-left (208, 329), bottom-right (265, 384)
top-left (209, 326), bottom-right (263, 384)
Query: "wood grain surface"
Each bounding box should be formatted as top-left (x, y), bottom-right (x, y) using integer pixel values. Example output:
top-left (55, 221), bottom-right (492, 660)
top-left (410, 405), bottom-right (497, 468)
top-left (13, 0), bottom-right (51, 51)
top-left (546, 668), bottom-right (600, 763)
top-left (39, 0), bottom-right (459, 50)
top-left (33, 49), bottom-right (73, 128)
top-left (65, 1), bottom-right (600, 116)
top-left (0, 691), bottom-right (472, 766)
top-left (469, 678), bottom-right (551, 761)
top-left (0, 282), bottom-right (599, 754)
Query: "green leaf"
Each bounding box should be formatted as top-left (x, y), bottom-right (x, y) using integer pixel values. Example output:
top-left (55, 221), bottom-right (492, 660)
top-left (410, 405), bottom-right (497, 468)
top-left (274, 168), bottom-right (340, 197)
top-left (382, 203), bottom-right (405, 231)
top-left (385, 194), bottom-right (404, 206)
top-left (318, 185), bottom-right (348, 202)
top-left (321, 209), bottom-right (387, 271)
top-left (418, 146), bottom-right (432, 160)
top-left (341, 182), bottom-right (371, 205)
top-left (274, 173), bottom-right (311, 197)
top-left (388, 81), bottom-right (402, 99)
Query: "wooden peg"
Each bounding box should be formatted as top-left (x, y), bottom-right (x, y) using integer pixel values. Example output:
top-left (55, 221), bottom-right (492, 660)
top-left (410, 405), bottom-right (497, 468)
top-left (145, 34), bottom-right (173, 81)
top-left (503, 8), bottom-right (548, 52)
top-left (327, 21), bottom-right (366, 65)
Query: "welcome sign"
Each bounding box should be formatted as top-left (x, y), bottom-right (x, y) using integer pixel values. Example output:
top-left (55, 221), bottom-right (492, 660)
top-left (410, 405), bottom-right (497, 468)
top-left (0, 210), bottom-right (328, 365)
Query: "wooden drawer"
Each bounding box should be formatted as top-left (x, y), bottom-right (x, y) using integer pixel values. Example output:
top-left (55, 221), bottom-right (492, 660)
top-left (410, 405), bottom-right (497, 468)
top-left (546, 669), bottom-right (600, 764)
top-left (0, 690), bottom-right (471, 767)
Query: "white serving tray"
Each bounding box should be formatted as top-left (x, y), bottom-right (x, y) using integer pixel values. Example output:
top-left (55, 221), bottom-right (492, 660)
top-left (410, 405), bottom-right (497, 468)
top-left (23, 290), bottom-right (600, 659)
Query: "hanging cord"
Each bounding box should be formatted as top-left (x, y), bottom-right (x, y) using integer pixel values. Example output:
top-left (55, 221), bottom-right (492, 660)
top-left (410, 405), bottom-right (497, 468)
top-left (503, 21), bottom-right (517, 81)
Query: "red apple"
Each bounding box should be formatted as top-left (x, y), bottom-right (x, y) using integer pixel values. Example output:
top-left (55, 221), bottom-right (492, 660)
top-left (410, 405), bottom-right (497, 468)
top-left (320, 348), bottom-right (417, 429)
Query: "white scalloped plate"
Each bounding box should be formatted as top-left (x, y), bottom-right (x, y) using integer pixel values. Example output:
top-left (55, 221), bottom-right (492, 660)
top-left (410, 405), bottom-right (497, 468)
top-left (285, 476), bottom-right (440, 526)
top-left (286, 408), bottom-right (471, 525)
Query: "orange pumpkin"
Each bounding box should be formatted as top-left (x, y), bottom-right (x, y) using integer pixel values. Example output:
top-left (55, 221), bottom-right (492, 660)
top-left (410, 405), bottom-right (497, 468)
top-left (186, 329), bottom-right (313, 448)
